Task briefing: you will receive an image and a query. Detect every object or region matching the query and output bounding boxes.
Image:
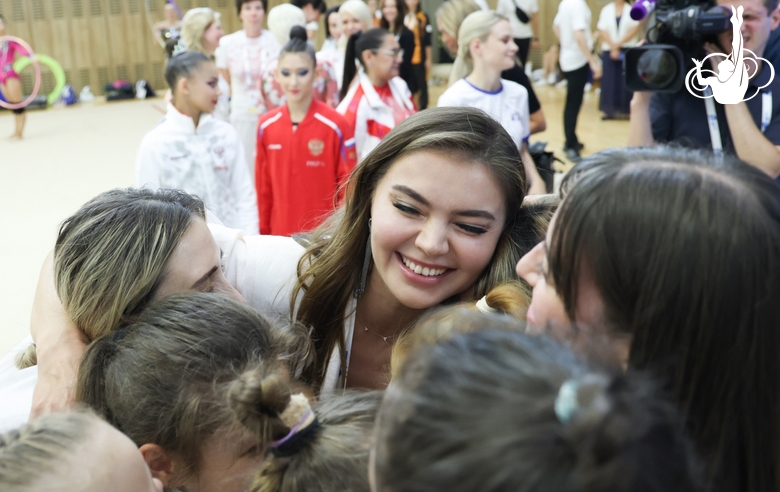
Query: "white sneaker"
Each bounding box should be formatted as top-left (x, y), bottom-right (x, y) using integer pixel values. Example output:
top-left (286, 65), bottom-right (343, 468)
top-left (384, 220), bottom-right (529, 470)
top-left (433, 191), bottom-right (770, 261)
top-left (584, 82), bottom-right (592, 93)
top-left (546, 74), bottom-right (557, 85)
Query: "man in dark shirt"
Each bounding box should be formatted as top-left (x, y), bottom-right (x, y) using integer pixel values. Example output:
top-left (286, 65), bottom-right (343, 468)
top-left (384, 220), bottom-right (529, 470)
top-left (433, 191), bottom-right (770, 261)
top-left (628, 0), bottom-right (780, 179)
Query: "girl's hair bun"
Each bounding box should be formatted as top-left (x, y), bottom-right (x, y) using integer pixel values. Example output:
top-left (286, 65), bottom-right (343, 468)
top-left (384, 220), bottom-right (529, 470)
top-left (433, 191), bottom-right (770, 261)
top-left (289, 25), bottom-right (308, 43)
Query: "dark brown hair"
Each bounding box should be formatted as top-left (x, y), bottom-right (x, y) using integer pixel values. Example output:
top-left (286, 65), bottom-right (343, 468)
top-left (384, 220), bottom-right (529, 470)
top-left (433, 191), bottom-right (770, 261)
top-left (341, 28), bottom-right (392, 101)
top-left (229, 362), bottom-right (380, 492)
top-left (292, 107), bottom-right (529, 389)
top-left (375, 328), bottom-right (700, 492)
top-left (379, 0), bottom-right (409, 35)
top-left (551, 146), bottom-right (780, 492)
top-left (236, 0), bottom-right (268, 15)
top-left (76, 293), bottom-right (311, 478)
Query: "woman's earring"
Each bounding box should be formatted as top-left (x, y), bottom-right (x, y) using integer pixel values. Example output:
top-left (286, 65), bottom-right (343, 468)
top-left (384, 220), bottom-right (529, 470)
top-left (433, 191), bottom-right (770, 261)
top-left (354, 219), bottom-right (373, 298)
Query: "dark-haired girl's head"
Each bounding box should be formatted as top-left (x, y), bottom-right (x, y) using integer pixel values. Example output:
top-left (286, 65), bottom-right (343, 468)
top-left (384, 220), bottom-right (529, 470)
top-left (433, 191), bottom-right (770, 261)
top-left (374, 328), bottom-right (700, 492)
top-left (380, 0), bottom-right (408, 33)
top-left (76, 293), bottom-right (312, 492)
top-left (229, 361), bottom-right (381, 492)
top-left (340, 28), bottom-right (401, 100)
top-left (165, 51), bottom-right (221, 114)
top-left (325, 5), bottom-right (342, 41)
top-left (280, 25), bottom-right (317, 66)
top-left (275, 26), bottom-right (317, 105)
top-left (515, 146), bottom-right (780, 491)
top-left (236, 0), bottom-right (268, 17)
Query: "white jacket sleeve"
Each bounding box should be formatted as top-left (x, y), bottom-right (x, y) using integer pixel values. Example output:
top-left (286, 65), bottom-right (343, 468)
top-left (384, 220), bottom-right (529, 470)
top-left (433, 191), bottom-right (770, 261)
top-left (136, 136), bottom-right (162, 189)
top-left (207, 222), bottom-right (303, 321)
top-left (231, 138), bottom-right (260, 235)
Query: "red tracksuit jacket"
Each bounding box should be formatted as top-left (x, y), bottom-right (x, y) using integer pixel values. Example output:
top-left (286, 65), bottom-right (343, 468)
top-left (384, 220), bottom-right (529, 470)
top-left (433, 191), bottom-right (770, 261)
top-left (256, 99), bottom-right (357, 235)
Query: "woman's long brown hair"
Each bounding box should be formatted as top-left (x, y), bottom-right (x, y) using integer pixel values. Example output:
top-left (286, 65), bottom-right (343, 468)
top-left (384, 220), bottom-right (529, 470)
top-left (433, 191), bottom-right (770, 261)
top-left (292, 107), bottom-right (531, 389)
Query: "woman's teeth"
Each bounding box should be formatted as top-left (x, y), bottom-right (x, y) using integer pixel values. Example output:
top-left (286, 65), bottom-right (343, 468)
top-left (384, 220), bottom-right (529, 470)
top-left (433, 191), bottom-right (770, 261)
top-left (401, 255), bottom-right (447, 276)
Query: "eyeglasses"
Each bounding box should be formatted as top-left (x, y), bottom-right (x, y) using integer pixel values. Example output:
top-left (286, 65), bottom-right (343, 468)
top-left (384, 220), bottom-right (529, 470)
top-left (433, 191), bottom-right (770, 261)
top-left (373, 48), bottom-right (404, 58)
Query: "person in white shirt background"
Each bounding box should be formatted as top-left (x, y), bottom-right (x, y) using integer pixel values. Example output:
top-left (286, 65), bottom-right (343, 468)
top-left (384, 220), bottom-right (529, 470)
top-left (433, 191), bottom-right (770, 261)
top-left (555, 0), bottom-right (602, 163)
top-left (495, 0), bottom-right (538, 66)
top-left (216, 0), bottom-right (280, 179)
top-left (596, 0), bottom-right (639, 120)
top-left (438, 10), bottom-right (546, 195)
top-left (137, 51), bottom-right (258, 235)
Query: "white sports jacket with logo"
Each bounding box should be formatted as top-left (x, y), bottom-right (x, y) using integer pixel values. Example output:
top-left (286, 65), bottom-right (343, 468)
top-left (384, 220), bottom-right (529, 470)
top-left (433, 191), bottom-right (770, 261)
top-left (136, 104), bottom-right (259, 234)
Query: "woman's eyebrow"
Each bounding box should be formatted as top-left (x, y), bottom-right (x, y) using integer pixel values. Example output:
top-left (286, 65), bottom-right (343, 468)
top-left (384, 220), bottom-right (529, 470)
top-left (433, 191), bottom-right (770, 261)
top-left (392, 185), bottom-right (429, 206)
top-left (391, 184), bottom-right (496, 220)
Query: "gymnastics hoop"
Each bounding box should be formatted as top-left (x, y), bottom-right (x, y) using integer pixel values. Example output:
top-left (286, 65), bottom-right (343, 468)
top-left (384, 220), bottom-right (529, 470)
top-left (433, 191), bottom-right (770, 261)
top-left (13, 54), bottom-right (66, 104)
top-left (0, 35), bottom-right (41, 111)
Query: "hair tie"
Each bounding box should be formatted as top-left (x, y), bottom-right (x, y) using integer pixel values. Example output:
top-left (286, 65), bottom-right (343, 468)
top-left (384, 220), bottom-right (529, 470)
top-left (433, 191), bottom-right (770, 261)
top-left (475, 296), bottom-right (497, 314)
top-left (554, 379), bottom-right (580, 424)
top-left (271, 393), bottom-right (320, 457)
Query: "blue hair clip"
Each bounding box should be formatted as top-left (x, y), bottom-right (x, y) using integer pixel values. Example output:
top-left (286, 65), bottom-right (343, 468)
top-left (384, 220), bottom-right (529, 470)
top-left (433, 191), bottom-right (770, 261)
top-left (554, 379), bottom-right (580, 424)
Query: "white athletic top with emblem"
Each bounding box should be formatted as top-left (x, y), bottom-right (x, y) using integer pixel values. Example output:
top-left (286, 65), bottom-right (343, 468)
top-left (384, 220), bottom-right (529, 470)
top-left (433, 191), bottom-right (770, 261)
top-left (437, 78), bottom-right (531, 148)
top-left (136, 104), bottom-right (259, 234)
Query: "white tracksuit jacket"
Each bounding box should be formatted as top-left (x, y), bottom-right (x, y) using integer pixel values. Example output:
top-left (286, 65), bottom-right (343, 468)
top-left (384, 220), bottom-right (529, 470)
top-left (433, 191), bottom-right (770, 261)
top-left (136, 104), bottom-right (259, 234)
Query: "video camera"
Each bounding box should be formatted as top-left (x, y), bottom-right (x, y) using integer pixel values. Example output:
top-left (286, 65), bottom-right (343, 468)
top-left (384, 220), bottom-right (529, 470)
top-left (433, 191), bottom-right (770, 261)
top-left (624, 0), bottom-right (732, 92)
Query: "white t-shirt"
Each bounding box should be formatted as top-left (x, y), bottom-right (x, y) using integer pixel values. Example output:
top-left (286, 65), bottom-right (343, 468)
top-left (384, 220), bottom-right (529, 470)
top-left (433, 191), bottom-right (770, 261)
top-left (555, 0), bottom-right (592, 72)
top-left (596, 2), bottom-right (639, 51)
top-left (136, 104), bottom-right (259, 235)
top-left (496, 0), bottom-right (538, 39)
top-left (215, 30), bottom-right (280, 116)
top-left (437, 78), bottom-right (531, 148)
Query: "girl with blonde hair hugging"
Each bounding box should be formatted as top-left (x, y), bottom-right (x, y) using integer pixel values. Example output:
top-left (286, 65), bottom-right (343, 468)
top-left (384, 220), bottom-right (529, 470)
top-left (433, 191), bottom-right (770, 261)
top-left (0, 188), bottom-right (242, 428)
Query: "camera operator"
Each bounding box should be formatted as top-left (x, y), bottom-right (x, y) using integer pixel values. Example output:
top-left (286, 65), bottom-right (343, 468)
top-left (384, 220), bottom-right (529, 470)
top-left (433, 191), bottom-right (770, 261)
top-left (628, 0), bottom-right (780, 179)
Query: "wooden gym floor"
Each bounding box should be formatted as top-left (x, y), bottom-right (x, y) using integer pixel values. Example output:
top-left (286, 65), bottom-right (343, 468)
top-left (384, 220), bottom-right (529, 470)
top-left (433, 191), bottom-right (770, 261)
top-left (0, 82), bottom-right (630, 356)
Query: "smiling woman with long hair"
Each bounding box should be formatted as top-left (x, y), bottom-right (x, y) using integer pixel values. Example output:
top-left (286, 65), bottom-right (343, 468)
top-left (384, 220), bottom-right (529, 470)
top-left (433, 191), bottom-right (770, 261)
top-left (19, 107), bottom-right (547, 416)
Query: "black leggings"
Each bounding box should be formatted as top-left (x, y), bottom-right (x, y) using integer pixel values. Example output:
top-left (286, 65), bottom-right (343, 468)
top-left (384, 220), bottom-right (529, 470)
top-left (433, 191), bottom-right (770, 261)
top-left (514, 37), bottom-right (531, 67)
top-left (411, 63), bottom-right (428, 110)
top-left (562, 63), bottom-right (590, 149)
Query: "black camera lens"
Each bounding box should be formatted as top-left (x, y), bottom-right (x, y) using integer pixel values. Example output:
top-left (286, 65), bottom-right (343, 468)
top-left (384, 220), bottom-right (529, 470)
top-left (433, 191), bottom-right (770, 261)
top-left (636, 50), bottom-right (679, 89)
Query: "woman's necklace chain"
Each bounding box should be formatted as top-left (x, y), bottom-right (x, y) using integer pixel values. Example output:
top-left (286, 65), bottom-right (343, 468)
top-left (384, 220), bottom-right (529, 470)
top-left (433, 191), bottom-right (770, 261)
top-left (363, 326), bottom-right (397, 344)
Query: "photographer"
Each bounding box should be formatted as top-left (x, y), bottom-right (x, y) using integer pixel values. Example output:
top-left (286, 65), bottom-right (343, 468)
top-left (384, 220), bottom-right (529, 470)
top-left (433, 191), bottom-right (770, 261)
top-left (628, 0), bottom-right (780, 179)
